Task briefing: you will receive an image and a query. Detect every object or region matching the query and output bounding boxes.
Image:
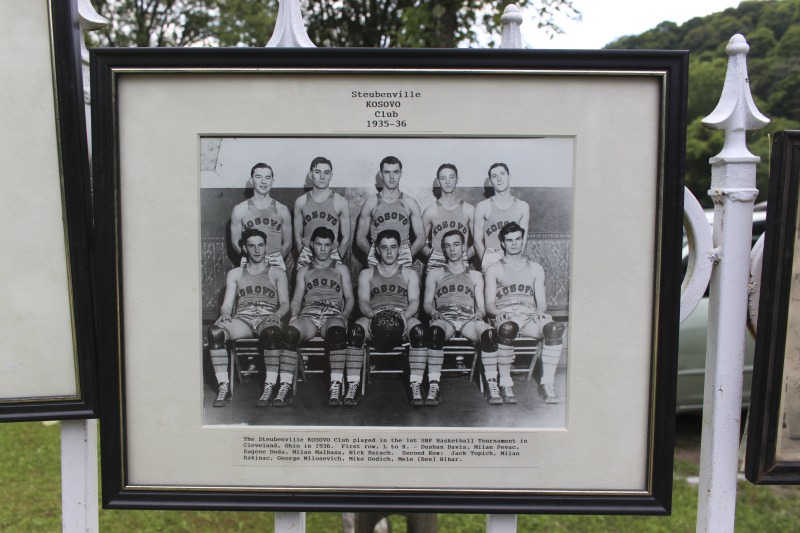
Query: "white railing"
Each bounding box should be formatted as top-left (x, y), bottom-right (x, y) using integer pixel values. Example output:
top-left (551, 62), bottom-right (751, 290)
top-left (59, 1), bottom-right (767, 532)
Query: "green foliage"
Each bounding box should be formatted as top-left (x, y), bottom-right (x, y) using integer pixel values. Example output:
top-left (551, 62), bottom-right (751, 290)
top-left (87, 0), bottom-right (579, 49)
top-left (607, 0), bottom-right (800, 206)
top-left (89, 0), bottom-right (219, 47)
top-left (215, 0), bottom-right (279, 47)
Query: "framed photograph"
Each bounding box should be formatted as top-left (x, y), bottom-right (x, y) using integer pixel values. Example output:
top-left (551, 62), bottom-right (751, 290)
top-left (746, 130), bottom-right (800, 484)
top-left (92, 48), bottom-right (687, 513)
top-left (0, 0), bottom-right (97, 420)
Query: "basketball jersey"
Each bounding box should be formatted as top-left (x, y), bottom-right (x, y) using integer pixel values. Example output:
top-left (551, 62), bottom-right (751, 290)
top-left (235, 266), bottom-right (278, 314)
top-left (434, 266), bottom-right (475, 311)
top-left (430, 200), bottom-right (469, 252)
top-left (369, 266), bottom-right (409, 310)
top-left (241, 198), bottom-right (283, 255)
top-left (495, 259), bottom-right (537, 309)
top-left (301, 192), bottom-right (339, 247)
top-left (484, 197), bottom-right (519, 249)
top-left (303, 263), bottom-right (344, 307)
top-left (370, 193), bottom-right (410, 245)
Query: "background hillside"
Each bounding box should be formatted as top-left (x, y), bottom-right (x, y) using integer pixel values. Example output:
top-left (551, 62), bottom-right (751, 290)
top-left (607, 0), bottom-right (800, 206)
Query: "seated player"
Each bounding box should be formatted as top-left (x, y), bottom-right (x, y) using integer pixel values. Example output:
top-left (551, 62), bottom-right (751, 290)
top-left (423, 230), bottom-right (500, 406)
top-left (287, 227), bottom-right (354, 406)
top-left (484, 222), bottom-right (566, 404)
top-left (207, 228), bottom-right (290, 408)
top-left (347, 229), bottom-right (423, 406)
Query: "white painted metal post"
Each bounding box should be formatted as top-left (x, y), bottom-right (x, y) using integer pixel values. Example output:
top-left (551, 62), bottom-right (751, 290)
top-left (61, 420), bottom-right (99, 533)
top-left (268, 1), bottom-right (312, 531)
top-left (485, 7), bottom-right (523, 532)
top-left (61, 2), bottom-right (106, 533)
top-left (696, 34), bottom-right (769, 533)
top-left (486, 514), bottom-right (517, 533)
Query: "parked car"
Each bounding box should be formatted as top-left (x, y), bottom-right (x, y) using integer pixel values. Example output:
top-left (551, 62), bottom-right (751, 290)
top-left (676, 205), bottom-right (767, 412)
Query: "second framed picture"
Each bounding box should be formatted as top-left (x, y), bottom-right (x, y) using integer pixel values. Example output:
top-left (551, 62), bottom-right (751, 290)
top-left (746, 130), bottom-right (800, 484)
top-left (92, 48), bottom-right (687, 513)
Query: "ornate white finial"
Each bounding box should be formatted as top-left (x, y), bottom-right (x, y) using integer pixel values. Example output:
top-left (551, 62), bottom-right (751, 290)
top-left (266, 0), bottom-right (315, 48)
top-left (702, 34), bottom-right (769, 161)
top-left (78, 0), bottom-right (107, 105)
top-left (500, 4), bottom-right (523, 49)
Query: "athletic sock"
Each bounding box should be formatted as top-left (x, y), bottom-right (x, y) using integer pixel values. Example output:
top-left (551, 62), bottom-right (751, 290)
top-left (263, 348), bottom-right (280, 376)
top-left (427, 347), bottom-right (443, 383)
top-left (409, 346), bottom-right (427, 383)
top-left (481, 348), bottom-right (498, 381)
top-left (279, 348), bottom-right (298, 382)
top-left (498, 343), bottom-right (515, 387)
top-left (211, 347), bottom-right (229, 385)
top-left (540, 342), bottom-right (563, 386)
top-left (346, 346), bottom-right (365, 383)
top-left (329, 347), bottom-right (347, 382)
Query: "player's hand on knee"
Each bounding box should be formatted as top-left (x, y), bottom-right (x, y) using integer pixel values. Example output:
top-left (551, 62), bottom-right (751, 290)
top-left (265, 314), bottom-right (281, 326)
top-left (431, 312), bottom-right (444, 322)
top-left (216, 315), bottom-right (231, 324)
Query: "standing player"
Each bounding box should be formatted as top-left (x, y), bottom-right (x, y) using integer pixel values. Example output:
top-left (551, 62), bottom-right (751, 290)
top-left (287, 227), bottom-right (355, 406)
top-left (230, 163), bottom-right (293, 269)
top-left (355, 156), bottom-right (424, 268)
top-left (423, 230), bottom-right (500, 405)
top-left (207, 229), bottom-right (290, 408)
top-left (293, 156), bottom-right (351, 269)
top-left (346, 229), bottom-right (424, 406)
top-left (484, 222), bottom-right (566, 404)
top-left (421, 163), bottom-right (475, 273)
top-left (473, 163), bottom-right (530, 273)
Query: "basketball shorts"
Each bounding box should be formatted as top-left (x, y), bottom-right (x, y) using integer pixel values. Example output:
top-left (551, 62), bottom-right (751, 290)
top-left (241, 251), bottom-right (287, 271)
top-left (219, 313), bottom-right (277, 337)
top-left (434, 304), bottom-right (475, 335)
top-left (296, 246), bottom-right (342, 270)
top-left (480, 248), bottom-right (503, 273)
top-left (426, 249), bottom-right (469, 273)
top-left (367, 242), bottom-right (412, 268)
top-left (491, 304), bottom-right (552, 338)
top-left (298, 301), bottom-right (344, 331)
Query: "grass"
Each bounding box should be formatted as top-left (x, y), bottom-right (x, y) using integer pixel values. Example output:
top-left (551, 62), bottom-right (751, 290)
top-left (2, 420), bottom-right (800, 532)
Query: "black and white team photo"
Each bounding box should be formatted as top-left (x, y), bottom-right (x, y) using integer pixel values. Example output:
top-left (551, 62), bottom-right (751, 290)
top-left (199, 136), bottom-right (573, 429)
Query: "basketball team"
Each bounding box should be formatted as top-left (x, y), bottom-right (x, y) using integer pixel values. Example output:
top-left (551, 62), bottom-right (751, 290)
top-left (207, 155), bottom-right (567, 410)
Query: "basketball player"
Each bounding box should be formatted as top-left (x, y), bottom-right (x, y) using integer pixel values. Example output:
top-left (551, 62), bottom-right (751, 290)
top-left (421, 163), bottom-right (475, 273)
top-left (287, 227), bottom-right (354, 406)
top-left (473, 163), bottom-right (530, 273)
top-left (293, 156), bottom-right (351, 269)
top-left (484, 222), bottom-right (566, 404)
top-left (207, 228), bottom-right (290, 408)
top-left (423, 230), bottom-right (500, 405)
top-left (230, 162), bottom-right (293, 269)
top-left (355, 156), bottom-right (424, 268)
top-left (346, 229), bottom-right (423, 406)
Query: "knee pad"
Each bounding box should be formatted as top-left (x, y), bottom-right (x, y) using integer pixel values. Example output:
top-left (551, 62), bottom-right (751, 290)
top-left (498, 321), bottom-right (519, 345)
top-left (481, 328), bottom-right (499, 352)
top-left (409, 324), bottom-right (425, 349)
top-left (208, 325), bottom-right (227, 348)
top-left (347, 324), bottom-right (366, 349)
top-left (258, 325), bottom-right (283, 351)
top-left (543, 321), bottom-right (566, 341)
top-left (325, 326), bottom-right (347, 351)
top-left (284, 326), bottom-right (302, 350)
top-left (425, 325), bottom-right (447, 350)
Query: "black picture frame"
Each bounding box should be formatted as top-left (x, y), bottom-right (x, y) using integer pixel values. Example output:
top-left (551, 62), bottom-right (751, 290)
top-left (91, 47), bottom-right (687, 513)
top-left (746, 130), bottom-right (800, 484)
top-left (0, 0), bottom-right (97, 421)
